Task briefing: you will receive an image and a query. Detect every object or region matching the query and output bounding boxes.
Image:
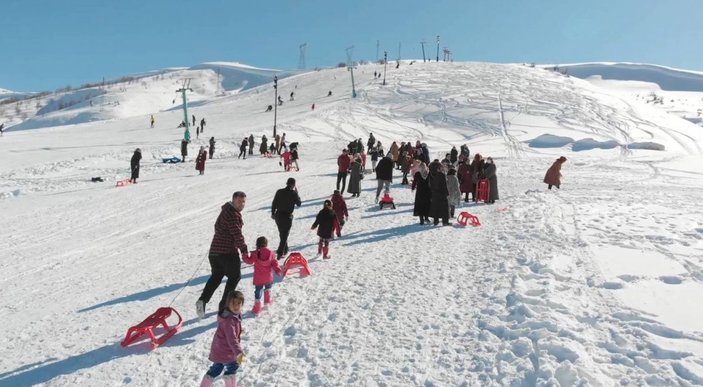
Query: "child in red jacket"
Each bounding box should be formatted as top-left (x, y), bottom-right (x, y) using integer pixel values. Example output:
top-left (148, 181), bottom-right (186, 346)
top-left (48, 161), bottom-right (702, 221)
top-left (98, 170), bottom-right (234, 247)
top-left (242, 236), bottom-right (283, 316)
top-left (330, 190), bottom-right (348, 235)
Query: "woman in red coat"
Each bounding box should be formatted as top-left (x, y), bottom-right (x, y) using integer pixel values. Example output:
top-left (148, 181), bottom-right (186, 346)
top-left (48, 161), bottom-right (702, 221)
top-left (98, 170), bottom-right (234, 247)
top-left (196, 146), bottom-right (208, 175)
top-left (544, 156), bottom-right (567, 189)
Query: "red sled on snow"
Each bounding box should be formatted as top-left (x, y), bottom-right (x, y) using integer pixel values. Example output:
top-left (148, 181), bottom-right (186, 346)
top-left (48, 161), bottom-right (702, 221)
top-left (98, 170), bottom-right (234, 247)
top-left (475, 178), bottom-right (490, 203)
top-left (379, 192), bottom-right (396, 209)
top-left (457, 211), bottom-right (481, 227)
top-left (282, 252), bottom-right (313, 277)
top-left (116, 179), bottom-right (132, 187)
top-left (121, 307), bottom-right (183, 349)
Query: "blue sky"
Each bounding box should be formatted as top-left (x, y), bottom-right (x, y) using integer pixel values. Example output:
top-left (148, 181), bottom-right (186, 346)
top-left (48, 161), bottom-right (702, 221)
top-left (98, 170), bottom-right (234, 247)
top-left (1, 0), bottom-right (701, 91)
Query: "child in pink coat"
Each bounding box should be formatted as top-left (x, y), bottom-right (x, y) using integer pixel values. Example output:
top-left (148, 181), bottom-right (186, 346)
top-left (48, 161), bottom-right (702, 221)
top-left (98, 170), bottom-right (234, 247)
top-left (242, 236), bottom-right (283, 316)
top-left (199, 290), bottom-right (245, 387)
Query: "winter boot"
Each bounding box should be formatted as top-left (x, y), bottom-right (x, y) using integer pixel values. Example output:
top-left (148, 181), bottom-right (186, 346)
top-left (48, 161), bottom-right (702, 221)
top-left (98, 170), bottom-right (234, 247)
top-left (317, 240), bottom-right (323, 255)
top-left (322, 246), bottom-right (331, 259)
top-left (264, 290), bottom-right (273, 305)
top-left (196, 299), bottom-right (206, 319)
top-left (252, 300), bottom-right (262, 315)
top-left (199, 375), bottom-right (214, 387)
top-left (223, 374), bottom-right (238, 387)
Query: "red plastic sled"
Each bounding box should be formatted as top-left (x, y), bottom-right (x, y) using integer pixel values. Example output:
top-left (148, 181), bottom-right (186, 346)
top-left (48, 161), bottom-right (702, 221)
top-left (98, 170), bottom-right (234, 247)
top-left (121, 307), bottom-right (183, 349)
top-left (379, 192), bottom-right (396, 209)
top-left (116, 179), bottom-right (132, 187)
top-left (457, 211), bottom-right (481, 227)
top-left (475, 179), bottom-right (490, 203)
top-left (282, 252), bottom-right (313, 277)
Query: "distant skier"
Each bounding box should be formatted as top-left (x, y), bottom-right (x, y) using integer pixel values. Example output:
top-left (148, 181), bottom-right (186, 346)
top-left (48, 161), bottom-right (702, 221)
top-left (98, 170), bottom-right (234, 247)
top-left (311, 200), bottom-right (340, 259)
top-left (209, 137), bottom-right (215, 159)
top-left (238, 138), bottom-right (248, 159)
top-left (544, 156), bottom-right (567, 190)
top-left (150, 115), bottom-right (155, 128)
top-left (130, 148), bottom-right (141, 183)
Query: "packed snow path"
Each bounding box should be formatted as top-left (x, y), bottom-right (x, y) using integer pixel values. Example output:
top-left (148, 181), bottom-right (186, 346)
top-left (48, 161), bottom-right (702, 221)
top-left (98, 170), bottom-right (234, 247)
top-left (1, 62), bottom-right (703, 386)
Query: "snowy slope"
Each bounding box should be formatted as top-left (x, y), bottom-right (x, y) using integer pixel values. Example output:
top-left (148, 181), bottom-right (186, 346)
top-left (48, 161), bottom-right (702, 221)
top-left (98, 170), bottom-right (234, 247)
top-left (0, 62), bottom-right (295, 132)
top-left (1, 61), bottom-right (703, 386)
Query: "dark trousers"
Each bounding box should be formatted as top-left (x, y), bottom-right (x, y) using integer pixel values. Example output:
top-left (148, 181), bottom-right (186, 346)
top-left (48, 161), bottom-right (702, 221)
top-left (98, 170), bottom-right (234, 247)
top-left (199, 253), bottom-right (241, 312)
top-left (336, 172), bottom-right (348, 193)
top-left (275, 215), bottom-right (293, 257)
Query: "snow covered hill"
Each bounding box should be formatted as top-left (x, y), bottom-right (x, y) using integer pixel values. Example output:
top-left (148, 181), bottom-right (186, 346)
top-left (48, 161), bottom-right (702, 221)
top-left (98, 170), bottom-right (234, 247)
top-left (0, 62), bottom-right (293, 132)
top-left (1, 61), bottom-right (703, 386)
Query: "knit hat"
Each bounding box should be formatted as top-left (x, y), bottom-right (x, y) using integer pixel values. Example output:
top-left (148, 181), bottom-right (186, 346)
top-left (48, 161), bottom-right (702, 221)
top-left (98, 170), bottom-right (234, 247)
top-left (286, 177), bottom-right (296, 187)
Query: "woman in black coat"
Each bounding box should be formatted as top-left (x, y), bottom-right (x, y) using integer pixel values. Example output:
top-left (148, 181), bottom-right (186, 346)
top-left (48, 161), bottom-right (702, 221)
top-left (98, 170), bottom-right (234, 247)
top-left (130, 148), bottom-right (141, 183)
top-left (483, 157), bottom-right (499, 204)
top-left (411, 162), bottom-right (431, 225)
top-left (429, 167), bottom-right (450, 226)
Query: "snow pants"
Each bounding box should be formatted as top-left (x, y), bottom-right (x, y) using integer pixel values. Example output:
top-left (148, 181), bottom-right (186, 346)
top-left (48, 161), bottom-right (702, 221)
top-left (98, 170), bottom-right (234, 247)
top-left (199, 253), bottom-right (241, 313)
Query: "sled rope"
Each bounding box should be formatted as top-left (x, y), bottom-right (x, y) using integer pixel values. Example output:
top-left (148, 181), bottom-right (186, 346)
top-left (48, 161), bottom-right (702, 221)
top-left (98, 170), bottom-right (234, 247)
top-left (168, 253), bottom-right (208, 307)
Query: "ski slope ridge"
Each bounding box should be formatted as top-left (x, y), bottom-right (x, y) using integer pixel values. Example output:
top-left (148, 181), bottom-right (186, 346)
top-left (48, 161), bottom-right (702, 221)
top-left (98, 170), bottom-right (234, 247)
top-left (1, 62), bottom-right (703, 386)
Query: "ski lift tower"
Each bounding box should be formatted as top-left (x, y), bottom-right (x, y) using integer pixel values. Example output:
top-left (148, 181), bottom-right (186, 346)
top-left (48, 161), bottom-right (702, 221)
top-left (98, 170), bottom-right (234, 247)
top-left (420, 41), bottom-right (427, 62)
top-left (298, 43), bottom-right (307, 70)
top-left (176, 79), bottom-right (193, 140)
top-left (346, 46), bottom-right (357, 98)
top-left (273, 75), bottom-right (278, 137)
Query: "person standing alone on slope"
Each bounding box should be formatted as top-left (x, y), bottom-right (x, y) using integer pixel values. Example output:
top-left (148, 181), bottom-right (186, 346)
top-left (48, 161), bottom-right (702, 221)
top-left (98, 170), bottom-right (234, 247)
top-left (271, 178), bottom-right (301, 259)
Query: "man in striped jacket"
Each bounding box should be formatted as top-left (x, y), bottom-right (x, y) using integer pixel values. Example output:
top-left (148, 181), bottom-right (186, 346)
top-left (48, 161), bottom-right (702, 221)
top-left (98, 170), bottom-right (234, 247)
top-left (197, 191), bottom-right (249, 317)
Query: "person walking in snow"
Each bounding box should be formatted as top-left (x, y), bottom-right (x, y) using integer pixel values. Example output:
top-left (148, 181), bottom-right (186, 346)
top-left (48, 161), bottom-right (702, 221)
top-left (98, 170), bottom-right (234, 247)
top-left (429, 160), bottom-right (450, 226)
top-left (336, 149), bottom-right (351, 193)
top-left (369, 144), bottom-right (380, 173)
top-left (289, 91), bottom-right (294, 101)
top-left (347, 157), bottom-right (364, 198)
top-left (192, 114), bottom-right (196, 127)
top-left (450, 146), bottom-right (458, 165)
top-left (374, 155), bottom-right (394, 202)
top-left (271, 178), bottom-right (302, 258)
top-left (181, 139), bottom-right (188, 163)
top-left (150, 115), bottom-right (155, 128)
top-left (367, 133), bottom-right (376, 151)
top-left (457, 158), bottom-right (473, 202)
top-left (200, 118), bottom-right (206, 133)
top-left (130, 148), bottom-right (141, 183)
top-left (278, 133), bottom-right (287, 154)
top-left (241, 236), bottom-right (283, 316)
top-left (331, 190), bottom-right (349, 234)
top-left (197, 191), bottom-right (249, 317)
top-left (196, 126), bottom-right (201, 139)
top-left (260, 135), bottom-right (268, 155)
top-left (412, 162), bottom-right (431, 225)
top-left (238, 138), bottom-right (248, 159)
top-left (482, 157), bottom-right (499, 204)
top-left (446, 167), bottom-right (461, 218)
top-left (311, 200), bottom-right (340, 259)
top-left (198, 290), bottom-right (245, 387)
top-left (470, 154), bottom-right (484, 202)
top-left (544, 156), bottom-right (567, 190)
top-left (196, 146), bottom-right (208, 175)
top-left (209, 137), bottom-right (216, 159)
top-left (274, 134), bottom-right (281, 155)
top-left (248, 134), bottom-right (254, 155)
top-left (311, 103), bottom-right (315, 111)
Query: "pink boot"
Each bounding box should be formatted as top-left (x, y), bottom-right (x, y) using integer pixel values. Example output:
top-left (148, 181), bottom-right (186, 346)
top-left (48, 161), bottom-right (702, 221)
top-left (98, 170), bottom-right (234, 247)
top-left (252, 301), bottom-right (262, 315)
top-left (264, 290), bottom-right (273, 305)
top-left (317, 240), bottom-right (323, 255)
top-left (199, 375), bottom-right (214, 387)
top-left (323, 246), bottom-right (331, 259)
top-left (223, 374), bottom-right (237, 387)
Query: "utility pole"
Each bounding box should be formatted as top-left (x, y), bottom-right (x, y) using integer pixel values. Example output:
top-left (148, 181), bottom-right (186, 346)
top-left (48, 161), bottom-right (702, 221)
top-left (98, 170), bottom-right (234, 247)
top-left (382, 51), bottom-right (388, 86)
top-left (273, 75), bottom-right (278, 137)
top-left (420, 41), bottom-right (426, 62)
top-left (176, 79), bottom-right (192, 141)
top-left (346, 46), bottom-right (357, 98)
top-left (436, 35), bottom-right (440, 62)
top-left (398, 42), bottom-right (401, 61)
